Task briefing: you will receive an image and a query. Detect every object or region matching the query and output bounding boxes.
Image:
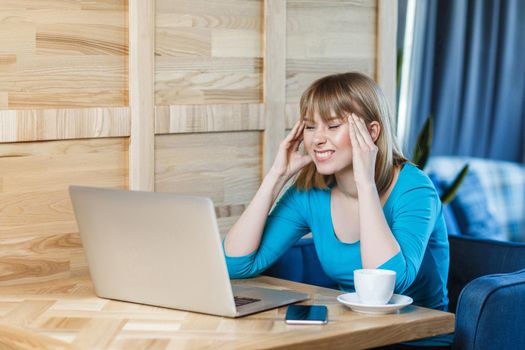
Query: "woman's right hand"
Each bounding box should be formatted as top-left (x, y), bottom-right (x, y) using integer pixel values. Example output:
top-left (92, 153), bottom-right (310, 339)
top-left (269, 120), bottom-right (313, 180)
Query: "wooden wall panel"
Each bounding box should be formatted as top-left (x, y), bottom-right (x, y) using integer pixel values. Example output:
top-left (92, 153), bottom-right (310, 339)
top-left (377, 0), bottom-right (398, 113)
top-left (0, 0), bottom-right (396, 289)
top-left (0, 107), bottom-right (130, 143)
top-left (286, 0), bottom-right (377, 103)
top-left (0, 1), bottom-right (128, 109)
top-left (262, 0), bottom-right (286, 175)
top-left (0, 138), bottom-right (128, 285)
top-left (155, 0), bottom-right (263, 105)
top-left (129, 0), bottom-right (155, 191)
top-left (155, 104), bottom-right (265, 134)
top-left (155, 132), bottom-right (261, 236)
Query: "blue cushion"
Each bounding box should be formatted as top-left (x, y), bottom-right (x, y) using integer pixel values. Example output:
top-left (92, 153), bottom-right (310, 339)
top-left (454, 268), bottom-right (525, 350)
top-left (429, 170), bottom-right (505, 240)
top-left (426, 156), bottom-right (525, 242)
top-left (450, 171), bottom-right (506, 240)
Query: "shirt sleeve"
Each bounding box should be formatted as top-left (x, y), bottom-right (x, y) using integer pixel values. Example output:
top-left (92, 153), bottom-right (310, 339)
top-left (223, 186), bottom-right (311, 279)
top-left (378, 182), bottom-right (440, 293)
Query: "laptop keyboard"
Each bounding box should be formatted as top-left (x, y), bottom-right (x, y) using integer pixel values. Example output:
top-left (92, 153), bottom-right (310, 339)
top-left (234, 296), bottom-right (261, 307)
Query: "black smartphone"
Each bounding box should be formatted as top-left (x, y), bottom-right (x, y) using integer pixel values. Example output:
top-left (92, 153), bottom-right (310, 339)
top-left (285, 304), bottom-right (328, 325)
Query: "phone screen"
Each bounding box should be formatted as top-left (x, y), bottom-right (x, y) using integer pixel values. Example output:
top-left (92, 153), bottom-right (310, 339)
top-left (285, 305), bottom-right (328, 324)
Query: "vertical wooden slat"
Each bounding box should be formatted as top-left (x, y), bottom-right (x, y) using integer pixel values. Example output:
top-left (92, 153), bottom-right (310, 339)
top-left (129, 0), bottom-right (155, 191)
top-left (263, 0), bottom-right (287, 176)
top-left (376, 0), bottom-right (398, 115)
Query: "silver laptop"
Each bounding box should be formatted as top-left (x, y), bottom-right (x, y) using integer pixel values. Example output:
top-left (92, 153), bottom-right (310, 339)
top-left (69, 185), bottom-right (308, 317)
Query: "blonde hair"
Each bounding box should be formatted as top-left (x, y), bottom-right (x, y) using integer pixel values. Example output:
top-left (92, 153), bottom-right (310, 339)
top-left (294, 72), bottom-right (407, 195)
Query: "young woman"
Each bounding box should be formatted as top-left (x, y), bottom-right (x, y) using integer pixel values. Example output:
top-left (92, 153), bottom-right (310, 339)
top-left (223, 72), bottom-right (450, 347)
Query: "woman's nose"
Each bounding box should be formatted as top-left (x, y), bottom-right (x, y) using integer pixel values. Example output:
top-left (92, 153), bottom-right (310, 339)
top-left (312, 129), bottom-right (327, 144)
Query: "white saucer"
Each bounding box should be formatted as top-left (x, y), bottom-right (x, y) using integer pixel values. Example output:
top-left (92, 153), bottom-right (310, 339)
top-left (337, 293), bottom-right (413, 315)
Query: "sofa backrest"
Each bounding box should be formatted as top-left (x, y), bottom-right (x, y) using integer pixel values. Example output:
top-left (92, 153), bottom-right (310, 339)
top-left (263, 238), bottom-right (338, 289)
top-left (448, 235), bottom-right (525, 313)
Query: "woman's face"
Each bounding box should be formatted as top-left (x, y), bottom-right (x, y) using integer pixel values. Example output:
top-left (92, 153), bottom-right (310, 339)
top-left (303, 112), bottom-right (353, 175)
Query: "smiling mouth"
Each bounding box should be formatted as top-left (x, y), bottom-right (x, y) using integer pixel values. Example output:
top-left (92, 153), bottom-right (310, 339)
top-left (314, 150), bottom-right (335, 162)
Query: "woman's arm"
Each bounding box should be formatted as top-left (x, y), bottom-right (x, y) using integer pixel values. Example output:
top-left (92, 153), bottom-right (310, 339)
top-left (348, 114), bottom-right (400, 268)
top-left (350, 115), bottom-right (440, 292)
top-left (377, 182), bottom-right (440, 293)
top-left (223, 120), bottom-right (312, 257)
top-left (224, 185), bottom-right (311, 278)
top-left (223, 170), bottom-right (288, 256)
top-left (357, 184), bottom-right (401, 268)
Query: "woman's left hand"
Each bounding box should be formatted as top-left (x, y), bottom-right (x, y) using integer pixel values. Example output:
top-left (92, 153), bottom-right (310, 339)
top-left (348, 113), bottom-right (378, 188)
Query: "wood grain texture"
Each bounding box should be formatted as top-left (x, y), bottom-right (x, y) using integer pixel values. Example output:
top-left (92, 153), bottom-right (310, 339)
top-left (35, 23), bottom-right (127, 56)
top-left (286, 0), bottom-right (377, 103)
top-left (0, 275), bottom-right (455, 349)
top-left (0, 138), bottom-right (128, 286)
top-left (263, 0), bottom-right (286, 176)
top-left (129, 0), bottom-right (155, 191)
top-left (0, 92), bottom-right (7, 110)
top-left (376, 0), bottom-right (398, 114)
top-left (0, 322), bottom-right (75, 350)
top-left (155, 132), bottom-right (261, 235)
top-left (0, 107), bottom-right (130, 143)
top-left (155, 104), bottom-right (265, 134)
top-left (155, 0), bottom-right (263, 105)
top-left (0, 0), bottom-right (128, 109)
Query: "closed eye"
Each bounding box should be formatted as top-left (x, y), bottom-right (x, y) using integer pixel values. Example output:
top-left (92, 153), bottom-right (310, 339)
top-left (328, 124), bottom-right (341, 129)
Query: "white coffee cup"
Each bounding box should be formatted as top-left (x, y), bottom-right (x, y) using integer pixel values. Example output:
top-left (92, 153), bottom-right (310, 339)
top-left (354, 269), bottom-right (396, 305)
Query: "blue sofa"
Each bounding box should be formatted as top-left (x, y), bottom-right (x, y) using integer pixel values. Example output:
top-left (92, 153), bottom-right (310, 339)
top-left (447, 235), bottom-right (525, 313)
top-left (264, 156), bottom-right (525, 349)
top-left (454, 268), bottom-right (525, 350)
top-left (450, 235), bottom-right (525, 350)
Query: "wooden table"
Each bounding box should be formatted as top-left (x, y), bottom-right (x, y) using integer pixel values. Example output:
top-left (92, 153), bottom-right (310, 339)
top-left (0, 274), bottom-right (454, 349)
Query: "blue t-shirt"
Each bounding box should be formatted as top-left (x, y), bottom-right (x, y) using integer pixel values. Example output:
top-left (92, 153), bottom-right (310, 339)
top-left (224, 163), bottom-right (451, 345)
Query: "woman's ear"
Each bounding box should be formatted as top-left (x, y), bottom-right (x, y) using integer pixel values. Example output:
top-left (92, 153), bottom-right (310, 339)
top-left (368, 121), bottom-right (381, 143)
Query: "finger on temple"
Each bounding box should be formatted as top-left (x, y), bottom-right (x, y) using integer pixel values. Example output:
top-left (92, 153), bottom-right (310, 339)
top-left (351, 114), bottom-right (367, 146)
top-left (354, 116), bottom-right (375, 146)
top-left (285, 120), bottom-right (300, 141)
top-left (294, 136), bottom-right (304, 152)
top-left (348, 117), bottom-right (361, 147)
top-left (294, 120), bottom-right (304, 139)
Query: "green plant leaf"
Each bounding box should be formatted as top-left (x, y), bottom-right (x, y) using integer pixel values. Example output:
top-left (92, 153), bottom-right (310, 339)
top-left (411, 115), bottom-right (433, 169)
top-left (397, 48), bottom-right (403, 88)
top-left (441, 164), bottom-right (470, 204)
